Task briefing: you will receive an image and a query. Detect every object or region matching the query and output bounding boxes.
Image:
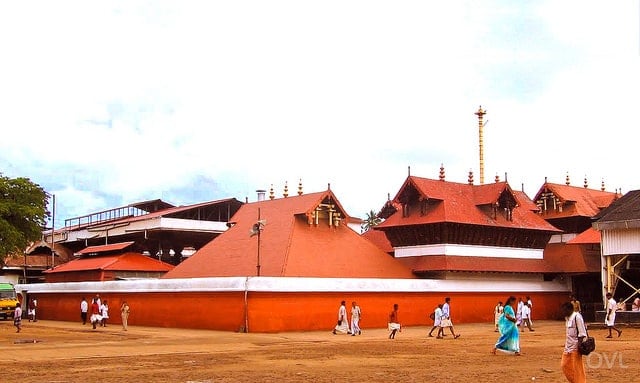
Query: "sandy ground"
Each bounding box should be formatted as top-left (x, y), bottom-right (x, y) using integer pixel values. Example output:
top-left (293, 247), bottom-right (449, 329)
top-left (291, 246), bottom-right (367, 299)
top-left (0, 319), bottom-right (638, 382)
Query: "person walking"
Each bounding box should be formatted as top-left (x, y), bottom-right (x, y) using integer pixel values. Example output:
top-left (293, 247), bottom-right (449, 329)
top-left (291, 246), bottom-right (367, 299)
top-left (14, 302), bottom-right (22, 333)
top-left (388, 303), bottom-right (401, 339)
top-left (520, 302), bottom-right (535, 332)
top-left (605, 292), bottom-right (622, 338)
top-left (80, 297), bottom-right (88, 325)
top-left (90, 297), bottom-right (101, 330)
top-left (100, 300), bottom-right (109, 327)
top-left (439, 297), bottom-right (460, 339)
top-left (516, 297), bottom-right (524, 328)
top-left (494, 301), bottom-right (504, 332)
top-left (492, 296), bottom-right (520, 356)
top-left (560, 301), bottom-right (587, 382)
top-left (332, 300), bottom-right (350, 335)
top-left (27, 298), bottom-right (37, 322)
top-left (428, 304), bottom-right (443, 337)
top-left (350, 301), bottom-right (362, 336)
top-left (120, 300), bottom-right (130, 331)
top-left (570, 294), bottom-right (582, 313)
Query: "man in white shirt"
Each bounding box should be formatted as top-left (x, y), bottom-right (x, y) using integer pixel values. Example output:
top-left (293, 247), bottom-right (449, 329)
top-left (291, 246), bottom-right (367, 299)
top-left (350, 301), bottom-right (362, 336)
top-left (332, 300), bottom-right (350, 335)
top-left (520, 303), bottom-right (534, 332)
top-left (605, 292), bottom-right (622, 338)
top-left (516, 297), bottom-right (524, 327)
top-left (439, 297), bottom-right (460, 339)
top-left (80, 297), bottom-right (88, 325)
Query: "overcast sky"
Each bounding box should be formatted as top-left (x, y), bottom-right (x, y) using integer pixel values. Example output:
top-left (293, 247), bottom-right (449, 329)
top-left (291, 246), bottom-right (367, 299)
top-left (1, 1), bottom-right (639, 228)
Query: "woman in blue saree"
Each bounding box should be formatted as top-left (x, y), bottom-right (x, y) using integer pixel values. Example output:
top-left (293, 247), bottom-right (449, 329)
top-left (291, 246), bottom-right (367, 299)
top-left (492, 295), bottom-right (520, 356)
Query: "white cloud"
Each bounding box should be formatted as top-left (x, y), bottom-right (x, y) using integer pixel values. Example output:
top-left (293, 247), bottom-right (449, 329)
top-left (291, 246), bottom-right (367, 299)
top-left (1, 1), bottom-right (639, 225)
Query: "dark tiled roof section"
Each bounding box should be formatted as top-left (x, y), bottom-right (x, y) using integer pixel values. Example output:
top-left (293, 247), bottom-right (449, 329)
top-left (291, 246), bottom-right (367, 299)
top-left (593, 189), bottom-right (640, 224)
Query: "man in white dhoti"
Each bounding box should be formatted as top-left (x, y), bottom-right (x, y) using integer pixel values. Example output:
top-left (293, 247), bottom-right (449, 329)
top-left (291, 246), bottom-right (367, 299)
top-left (350, 301), bottom-right (362, 336)
top-left (332, 300), bottom-right (350, 334)
top-left (605, 292), bottom-right (622, 338)
top-left (388, 303), bottom-right (400, 339)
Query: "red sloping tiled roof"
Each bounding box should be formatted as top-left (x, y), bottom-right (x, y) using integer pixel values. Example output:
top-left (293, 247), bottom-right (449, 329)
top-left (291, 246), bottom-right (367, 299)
top-left (513, 190), bottom-right (540, 212)
top-left (164, 190), bottom-right (416, 279)
top-left (543, 242), bottom-right (600, 273)
top-left (567, 228), bottom-right (601, 245)
top-left (44, 252), bottom-right (174, 274)
top-left (377, 176), bottom-right (559, 232)
top-left (76, 241), bottom-right (135, 255)
top-left (361, 228), bottom-right (393, 254)
top-left (532, 182), bottom-right (618, 219)
top-left (397, 255), bottom-right (551, 273)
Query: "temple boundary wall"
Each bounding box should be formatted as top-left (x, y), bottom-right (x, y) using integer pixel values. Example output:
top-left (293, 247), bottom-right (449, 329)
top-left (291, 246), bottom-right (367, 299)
top-left (16, 277), bottom-right (570, 333)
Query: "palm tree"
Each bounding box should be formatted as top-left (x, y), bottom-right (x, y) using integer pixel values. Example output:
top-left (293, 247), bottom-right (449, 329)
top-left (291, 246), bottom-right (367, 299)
top-left (361, 210), bottom-right (382, 233)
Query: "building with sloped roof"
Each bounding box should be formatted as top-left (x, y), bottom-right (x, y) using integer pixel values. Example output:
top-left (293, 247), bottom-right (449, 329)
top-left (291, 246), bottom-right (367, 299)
top-left (44, 198), bottom-right (243, 266)
top-left (43, 241), bottom-right (174, 282)
top-left (531, 176), bottom-right (620, 318)
top-left (19, 180), bottom-right (570, 332)
top-left (592, 189), bottom-right (640, 309)
top-left (164, 189), bottom-right (415, 279)
top-left (373, 170), bottom-right (560, 277)
top-left (1, 240), bottom-right (72, 285)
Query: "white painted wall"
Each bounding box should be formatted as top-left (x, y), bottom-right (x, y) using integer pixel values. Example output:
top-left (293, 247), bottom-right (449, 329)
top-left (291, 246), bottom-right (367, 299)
top-left (601, 228), bottom-right (640, 255)
top-left (394, 244), bottom-right (543, 259)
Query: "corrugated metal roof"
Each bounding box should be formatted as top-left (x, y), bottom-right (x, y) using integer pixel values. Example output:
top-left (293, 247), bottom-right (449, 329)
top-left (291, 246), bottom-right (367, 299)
top-left (593, 189), bottom-right (640, 229)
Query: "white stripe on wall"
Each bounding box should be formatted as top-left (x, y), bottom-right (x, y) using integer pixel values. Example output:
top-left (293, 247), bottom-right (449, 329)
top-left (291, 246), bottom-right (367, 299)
top-left (16, 276), bottom-right (568, 295)
top-left (394, 244), bottom-right (543, 259)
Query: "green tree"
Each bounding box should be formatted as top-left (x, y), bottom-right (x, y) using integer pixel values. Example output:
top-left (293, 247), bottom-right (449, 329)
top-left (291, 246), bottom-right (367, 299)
top-left (0, 174), bottom-right (49, 261)
top-left (361, 209), bottom-right (382, 233)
